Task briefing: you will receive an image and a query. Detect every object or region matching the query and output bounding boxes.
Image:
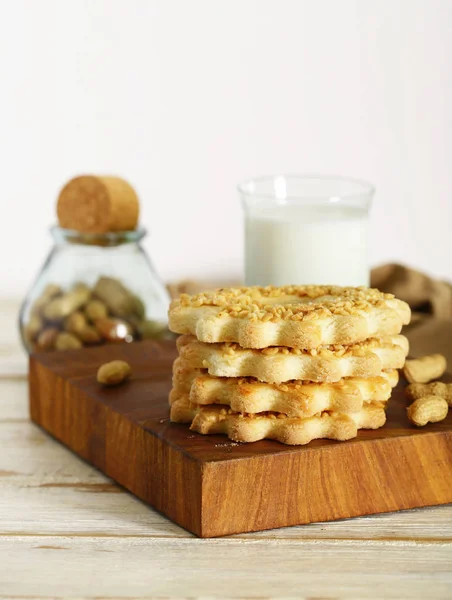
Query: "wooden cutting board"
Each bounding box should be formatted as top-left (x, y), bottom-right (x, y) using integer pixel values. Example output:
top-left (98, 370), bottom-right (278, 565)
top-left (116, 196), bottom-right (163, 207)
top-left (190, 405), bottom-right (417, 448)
top-left (29, 340), bottom-right (452, 538)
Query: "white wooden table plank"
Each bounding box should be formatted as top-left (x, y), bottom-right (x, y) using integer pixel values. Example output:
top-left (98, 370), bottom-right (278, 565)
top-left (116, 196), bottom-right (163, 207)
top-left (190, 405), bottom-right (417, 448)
top-left (0, 536), bottom-right (451, 599)
top-left (0, 378), bottom-right (28, 420)
top-left (0, 299), bottom-right (27, 377)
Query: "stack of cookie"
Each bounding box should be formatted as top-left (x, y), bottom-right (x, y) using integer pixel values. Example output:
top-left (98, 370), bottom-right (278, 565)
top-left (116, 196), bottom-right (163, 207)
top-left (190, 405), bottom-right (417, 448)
top-left (168, 286), bottom-right (411, 445)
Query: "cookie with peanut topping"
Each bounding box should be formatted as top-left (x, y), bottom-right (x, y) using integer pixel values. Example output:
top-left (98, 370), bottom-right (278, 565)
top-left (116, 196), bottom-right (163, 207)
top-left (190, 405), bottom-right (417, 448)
top-left (169, 357), bottom-right (397, 418)
top-left (170, 400), bottom-right (387, 445)
top-left (176, 334), bottom-right (409, 384)
top-left (168, 285), bottom-right (411, 349)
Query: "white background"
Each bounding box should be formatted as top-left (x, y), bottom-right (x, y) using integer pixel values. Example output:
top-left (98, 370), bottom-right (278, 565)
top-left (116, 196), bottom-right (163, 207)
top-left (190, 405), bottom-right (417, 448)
top-left (0, 0), bottom-right (451, 296)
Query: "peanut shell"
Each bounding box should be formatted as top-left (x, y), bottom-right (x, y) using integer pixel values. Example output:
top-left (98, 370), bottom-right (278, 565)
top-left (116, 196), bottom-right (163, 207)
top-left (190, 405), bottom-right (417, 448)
top-left (55, 332), bottom-right (83, 350)
top-left (97, 360), bottom-right (131, 386)
top-left (85, 299), bottom-right (108, 322)
top-left (36, 328), bottom-right (60, 351)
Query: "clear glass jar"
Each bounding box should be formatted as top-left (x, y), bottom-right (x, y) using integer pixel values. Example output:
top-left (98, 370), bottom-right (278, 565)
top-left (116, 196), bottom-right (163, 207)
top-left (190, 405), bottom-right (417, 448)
top-left (19, 227), bottom-right (171, 353)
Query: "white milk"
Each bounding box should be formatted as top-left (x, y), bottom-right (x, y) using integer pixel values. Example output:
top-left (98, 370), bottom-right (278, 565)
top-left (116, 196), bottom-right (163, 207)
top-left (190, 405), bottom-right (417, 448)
top-left (245, 204), bottom-right (369, 287)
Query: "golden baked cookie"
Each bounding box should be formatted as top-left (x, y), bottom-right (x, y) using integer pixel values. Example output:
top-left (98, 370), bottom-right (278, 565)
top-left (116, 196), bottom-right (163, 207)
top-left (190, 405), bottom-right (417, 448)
top-left (171, 357), bottom-right (398, 394)
top-left (169, 285), bottom-right (411, 349)
top-left (170, 400), bottom-right (387, 445)
top-left (170, 359), bottom-right (396, 418)
top-left (176, 334), bottom-right (409, 384)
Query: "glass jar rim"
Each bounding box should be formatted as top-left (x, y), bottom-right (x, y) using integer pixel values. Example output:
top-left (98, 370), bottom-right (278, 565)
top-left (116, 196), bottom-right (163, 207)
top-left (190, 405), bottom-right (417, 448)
top-left (237, 174), bottom-right (375, 202)
top-left (50, 226), bottom-right (147, 246)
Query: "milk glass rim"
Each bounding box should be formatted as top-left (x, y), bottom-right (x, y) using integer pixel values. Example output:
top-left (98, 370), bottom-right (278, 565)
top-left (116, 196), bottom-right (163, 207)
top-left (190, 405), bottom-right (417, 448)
top-left (237, 174), bottom-right (375, 202)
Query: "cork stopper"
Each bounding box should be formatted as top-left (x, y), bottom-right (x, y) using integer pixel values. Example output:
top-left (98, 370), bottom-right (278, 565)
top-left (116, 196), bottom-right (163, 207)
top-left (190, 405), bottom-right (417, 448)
top-left (57, 175), bottom-right (140, 233)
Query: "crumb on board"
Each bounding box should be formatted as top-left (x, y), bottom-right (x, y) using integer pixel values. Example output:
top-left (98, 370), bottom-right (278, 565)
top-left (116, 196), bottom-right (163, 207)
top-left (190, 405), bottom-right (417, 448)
top-left (214, 442), bottom-right (240, 447)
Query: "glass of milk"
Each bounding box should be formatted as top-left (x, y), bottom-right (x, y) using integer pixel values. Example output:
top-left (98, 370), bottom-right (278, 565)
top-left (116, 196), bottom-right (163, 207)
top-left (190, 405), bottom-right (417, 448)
top-left (238, 175), bottom-right (374, 287)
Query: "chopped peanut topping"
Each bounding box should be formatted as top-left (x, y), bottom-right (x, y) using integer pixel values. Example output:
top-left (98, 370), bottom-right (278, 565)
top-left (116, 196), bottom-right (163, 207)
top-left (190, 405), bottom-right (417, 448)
top-left (177, 285), bottom-right (394, 323)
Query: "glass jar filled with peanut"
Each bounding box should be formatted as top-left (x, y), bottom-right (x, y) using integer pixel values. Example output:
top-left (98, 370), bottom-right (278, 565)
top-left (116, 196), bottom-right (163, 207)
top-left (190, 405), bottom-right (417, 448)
top-left (19, 227), bottom-right (171, 353)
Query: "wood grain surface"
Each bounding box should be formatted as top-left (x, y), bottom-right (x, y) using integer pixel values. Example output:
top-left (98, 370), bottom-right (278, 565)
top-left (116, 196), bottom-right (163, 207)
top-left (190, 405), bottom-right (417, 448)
top-left (29, 339), bottom-right (452, 538)
top-left (0, 294), bottom-right (450, 599)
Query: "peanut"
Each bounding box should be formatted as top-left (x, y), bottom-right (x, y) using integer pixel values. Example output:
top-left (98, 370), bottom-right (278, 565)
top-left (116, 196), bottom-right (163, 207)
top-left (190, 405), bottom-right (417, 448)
top-left (31, 284), bottom-right (62, 315)
top-left (406, 382), bottom-right (452, 407)
top-left (64, 311), bottom-right (88, 334)
top-left (64, 311), bottom-right (101, 344)
top-left (403, 354), bottom-right (447, 384)
top-left (97, 360), bottom-right (131, 386)
top-left (36, 327), bottom-right (60, 351)
top-left (407, 395), bottom-right (448, 427)
top-left (77, 325), bottom-right (102, 344)
top-left (43, 285), bottom-right (91, 321)
top-left (84, 299), bottom-right (108, 322)
top-left (24, 314), bottom-right (43, 343)
top-left (93, 277), bottom-right (138, 318)
top-left (55, 332), bottom-right (83, 350)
